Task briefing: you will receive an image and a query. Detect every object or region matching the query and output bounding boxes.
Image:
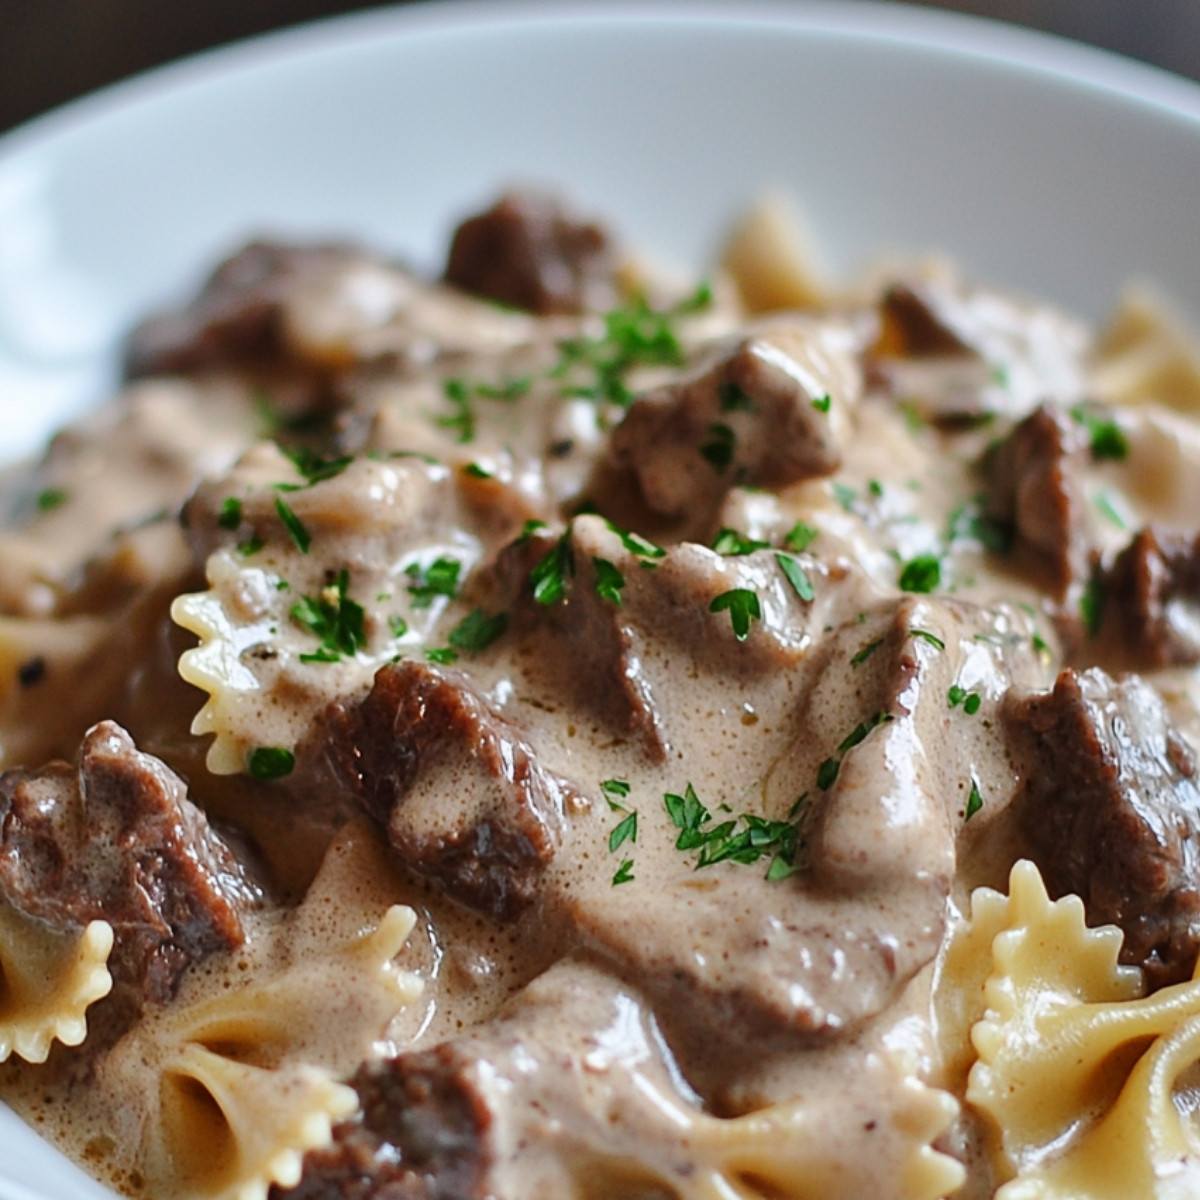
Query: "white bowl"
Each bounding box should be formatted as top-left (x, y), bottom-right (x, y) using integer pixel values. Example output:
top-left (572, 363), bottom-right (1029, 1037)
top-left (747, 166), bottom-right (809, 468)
top-left (3, 2), bottom-right (1200, 1195)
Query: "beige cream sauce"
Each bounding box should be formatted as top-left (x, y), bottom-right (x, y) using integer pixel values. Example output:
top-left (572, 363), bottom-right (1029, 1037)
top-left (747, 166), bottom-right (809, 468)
top-left (2, 250), bottom-right (1200, 1199)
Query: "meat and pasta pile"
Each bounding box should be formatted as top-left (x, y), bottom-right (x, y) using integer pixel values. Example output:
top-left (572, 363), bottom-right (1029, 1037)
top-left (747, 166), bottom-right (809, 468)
top-left (2, 189), bottom-right (1200, 1199)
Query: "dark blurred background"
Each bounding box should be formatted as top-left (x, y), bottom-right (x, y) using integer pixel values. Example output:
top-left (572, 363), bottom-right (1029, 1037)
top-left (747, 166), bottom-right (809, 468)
top-left (2, 0), bottom-right (1200, 137)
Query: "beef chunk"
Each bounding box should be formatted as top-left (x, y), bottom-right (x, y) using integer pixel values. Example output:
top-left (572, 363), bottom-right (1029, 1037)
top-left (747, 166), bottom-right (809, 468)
top-left (603, 319), bottom-right (861, 538)
top-left (984, 404), bottom-right (1091, 600)
top-left (1005, 668), bottom-right (1200, 986)
top-left (125, 241), bottom-right (356, 379)
top-left (442, 189), bottom-right (617, 315)
top-left (1100, 528), bottom-right (1200, 667)
top-left (0, 722), bottom-right (259, 1007)
top-left (867, 273), bottom-right (1089, 422)
top-left (326, 662), bottom-right (576, 920)
top-left (277, 1045), bottom-right (491, 1200)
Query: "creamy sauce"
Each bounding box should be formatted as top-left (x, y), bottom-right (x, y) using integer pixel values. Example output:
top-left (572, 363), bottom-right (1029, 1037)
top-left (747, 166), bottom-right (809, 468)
top-left (0, 202), bottom-right (1199, 1200)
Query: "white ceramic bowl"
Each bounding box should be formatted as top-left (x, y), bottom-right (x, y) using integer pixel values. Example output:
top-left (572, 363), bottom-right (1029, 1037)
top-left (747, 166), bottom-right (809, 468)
top-left (4, 2), bottom-right (1200, 1195)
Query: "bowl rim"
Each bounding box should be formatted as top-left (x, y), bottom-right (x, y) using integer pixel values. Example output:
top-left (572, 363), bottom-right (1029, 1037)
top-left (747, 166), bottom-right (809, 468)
top-left (4, 0), bottom-right (1200, 161)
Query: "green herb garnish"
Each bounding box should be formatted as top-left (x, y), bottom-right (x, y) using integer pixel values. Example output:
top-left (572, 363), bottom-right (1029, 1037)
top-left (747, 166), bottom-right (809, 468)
top-left (274, 496), bottom-right (312, 554)
top-left (247, 746), bottom-right (295, 781)
top-left (898, 554), bottom-right (941, 593)
top-left (851, 637), bottom-right (884, 666)
top-left (608, 810), bottom-right (638, 853)
top-left (611, 859), bottom-right (635, 885)
top-left (593, 557), bottom-right (625, 605)
top-left (776, 553), bottom-right (814, 602)
top-left (700, 422), bottom-right (736, 471)
top-left (712, 528), bottom-right (770, 556)
top-left (406, 557), bottom-right (462, 608)
top-left (965, 779), bottom-right (984, 820)
top-left (292, 570), bottom-right (366, 662)
top-left (811, 394), bottom-right (832, 413)
top-left (448, 607), bottom-right (508, 652)
top-left (784, 521), bottom-right (818, 553)
top-left (709, 588), bottom-right (761, 639)
top-left (217, 497), bottom-right (243, 531)
top-left (531, 528), bottom-right (574, 605)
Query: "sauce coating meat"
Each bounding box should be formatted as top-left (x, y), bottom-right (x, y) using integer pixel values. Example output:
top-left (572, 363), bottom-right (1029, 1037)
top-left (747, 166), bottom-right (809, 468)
top-left (3, 192), bottom-right (1200, 1200)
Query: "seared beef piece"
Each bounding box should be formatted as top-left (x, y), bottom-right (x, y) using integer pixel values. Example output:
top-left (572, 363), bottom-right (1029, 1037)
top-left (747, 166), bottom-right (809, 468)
top-left (442, 189), bottom-right (617, 315)
top-left (603, 320), bottom-right (858, 537)
top-left (326, 661), bottom-right (576, 921)
top-left (984, 404), bottom-right (1091, 600)
top-left (485, 515), bottom-right (830, 760)
top-left (0, 721), bottom-right (259, 1007)
top-left (1005, 668), bottom-right (1200, 986)
top-left (277, 1044), bottom-right (491, 1200)
top-left (867, 274), bottom-right (1090, 422)
top-left (125, 240), bottom-right (353, 380)
top-left (1100, 528), bottom-right (1200, 667)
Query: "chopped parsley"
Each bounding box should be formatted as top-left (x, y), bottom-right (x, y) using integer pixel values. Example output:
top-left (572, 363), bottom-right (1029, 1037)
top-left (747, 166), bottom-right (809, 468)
top-left (948, 685), bottom-right (981, 714)
top-left (719, 382), bottom-right (756, 413)
top-left (518, 518), bottom-right (548, 542)
top-left (851, 637), bottom-right (884, 666)
top-left (217, 497), bottom-right (243, 531)
top-left (784, 521), bottom-right (818, 553)
top-left (947, 499), bottom-right (1013, 554)
top-left (868, 478), bottom-right (884, 498)
top-left (531, 528), bottom-right (575, 605)
top-left (553, 294), bottom-right (689, 407)
top-left (448, 607), bottom-right (508, 652)
top-left (237, 534), bottom-right (265, 557)
top-left (292, 570), bottom-right (367, 663)
top-left (965, 778), bottom-right (984, 820)
top-left (811, 394), bottom-right (832, 413)
top-left (1080, 572), bottom-right (1105, 638)
top-left (283, 447), bottom-right (354, 485)
top-left (388, 614), bottom-right (409, 639)
top-left (712, 528), bottom-right (770, 556)
top-left (1033, 632), bottom-right (1051, 657)
top-left (463, 462), bottom-right (494, 479)
top-left (832, 482), bottom-right (857, 512)
top-left (608, 810), bottom-right (638, 853)
top-left (817, 711), bottom-right (893, 791)
top-left (776, 552), bottom-right (814, 602)
top-left (605, 519), bottom-right (665, 561)
top-left (35, 487), bottom-right (68, 513)
top-left (700, 422), bottom-right (736, 471)
top-left (898, 554), bottom-right (941, 594)
top-left (601, 778), bottom-right (631, 806)
top-left (709, 588), bottom-right (761, 640)
top-left (663, 783), bottom-right (800, 880)
top-left (426, 646), bottom-right (459, 665)
top-left (1070, 404), bottom-right (1129, 461)
top-left (247, 746), bottom-right (295, 781)
top-left (909, 628), bottom-right (945, 651)
top-left (406, 557), bottom-right (462, 608)
top-left (1094, 491), bottom-right (1127, 529)
top-left (612, 859), bottom-right (635, 885)
top-left (274, 496), bottom-right (312, 554)
top-left (593, 557), bottom-right (625, 604)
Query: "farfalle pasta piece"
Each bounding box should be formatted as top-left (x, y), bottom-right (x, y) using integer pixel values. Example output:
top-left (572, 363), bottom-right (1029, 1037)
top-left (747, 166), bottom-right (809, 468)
top-left (672, 1069), bottom-right (964, 1200)
top-left (959, 859), bottom-right (1200, 1197)
top-left (0, 907), bottom-right (112, 1064)
top-left (151, 1048), bottom-right (357, 1200)
top-left (96, 825), bottom-right (424, 1200)
top-left (171, 444), bottom-right (481, 775)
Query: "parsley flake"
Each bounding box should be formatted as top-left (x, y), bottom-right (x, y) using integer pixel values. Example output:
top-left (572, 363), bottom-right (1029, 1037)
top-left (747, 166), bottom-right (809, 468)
top-left (811, 394), bottom-right (832, 413)
top-left (709, 588), bottom-right (761, 640)
top-left (593, 557), bottom-right (625, 605)
top-left (247, 746), bottom-right (295, 781)
top-left (700, 422), bottom-right (736, 471)
top-left (605, 520), bottom-right (665, 560)
top-left (898, 554), bottom-right (941, 593)
top-left (832, 482), bottom-right (857, 512)
top-left (274, 496), bottom-right (312, 554)
top-left (851, 637), bottom-right (884, 666)
top-left (283, 447), bottom-right (354, 485)
top-left (35, 487), bottom-right (68, 513)
top-left (601, 778), bottom-right (631, 807)
top-left (608, 810), bottom-right (638, 853)
top-left (712, 528), bottom-right (769, 556)
top-left (217, 497), bottom-right (243, 531)
top-left (784, 522), bottom-right (818, 553)
top-left (909, 628), bottom-right (945, 651)
top-left (1080, 572), bottom-right (1105, 638)
top-left (406, 557), bottom-right (462, 608)
top-left (448, 607), bottom-right (508, 652)
top-left (531, 528), bottom-right (574, 605)
top-left (612, 859), bottom-right (635, 885)
top-left (1070, 404), bottom-right (1129, 461)
top-left (426, 646), bottom-right (459, 664)
top-left (292, 570), bottom-right (367, 662)
top-left (776, 553), bottom-right (814, 602)
top-left (965, 779), bottom-right (984, 820)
